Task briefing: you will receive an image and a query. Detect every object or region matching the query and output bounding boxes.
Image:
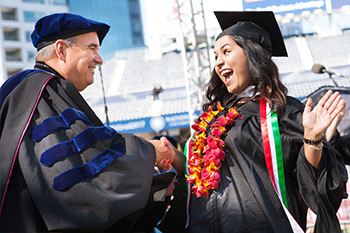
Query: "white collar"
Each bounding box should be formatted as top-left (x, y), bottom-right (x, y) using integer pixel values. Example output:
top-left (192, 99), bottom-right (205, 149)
top-left (236, 86), bottom-right (258, 99)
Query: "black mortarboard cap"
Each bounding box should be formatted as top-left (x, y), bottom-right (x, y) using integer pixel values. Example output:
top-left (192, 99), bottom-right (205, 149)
top-left (31, 13), bottom-right (110, 51)
top-left (214, 11), bottom-right (287, 57)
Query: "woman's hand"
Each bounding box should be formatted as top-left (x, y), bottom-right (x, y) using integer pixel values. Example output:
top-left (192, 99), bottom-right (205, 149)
top-left (151, 137), bottom-right (176, 170)
top-left (303, 90), bottom-right (344, 140)
top-left (325, 100), bottom-right (346, 141)
top-left (302, 90), bottom-right (345, 168)
top-left (150, 136), bottom-right (184, 174)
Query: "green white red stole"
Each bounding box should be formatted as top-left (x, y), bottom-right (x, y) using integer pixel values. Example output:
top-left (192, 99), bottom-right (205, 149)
top-left (260, 97), bottom-right (304, 232)
top-left (260, 97), bottom-right (288, 207)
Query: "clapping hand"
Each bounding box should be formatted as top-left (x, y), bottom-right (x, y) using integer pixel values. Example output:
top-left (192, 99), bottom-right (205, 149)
top-left (303, 90), bottom-right (345, 140)
top-left (325, 98), bottom-right (346, 141)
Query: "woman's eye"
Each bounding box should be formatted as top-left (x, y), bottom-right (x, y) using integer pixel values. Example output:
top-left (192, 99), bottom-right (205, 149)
top-left (224, 49), bottom-right (230, 55)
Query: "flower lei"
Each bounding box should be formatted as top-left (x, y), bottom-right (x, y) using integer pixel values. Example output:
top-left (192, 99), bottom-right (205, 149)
top-left (187, 101), bottom-right (242, 197)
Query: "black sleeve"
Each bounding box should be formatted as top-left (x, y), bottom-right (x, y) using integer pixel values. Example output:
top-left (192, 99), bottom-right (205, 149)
top-left (283, 97), bottom-right (348, 233)
top-left (296, 142), bottom-right (348, 233)
top-left (130, 172), bottom-right (176, 232)
top-left (156, 173), bottom-right (188, 233)
top-left (329, 131), bottom-right (350, 165)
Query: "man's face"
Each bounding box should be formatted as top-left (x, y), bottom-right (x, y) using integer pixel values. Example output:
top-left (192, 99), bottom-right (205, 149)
top-left (64, 32), bottom-right (103, 91)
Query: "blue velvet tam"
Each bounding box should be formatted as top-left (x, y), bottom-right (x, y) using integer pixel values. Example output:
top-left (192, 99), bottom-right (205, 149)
top-left (31, 13), bottom-right (110, 51)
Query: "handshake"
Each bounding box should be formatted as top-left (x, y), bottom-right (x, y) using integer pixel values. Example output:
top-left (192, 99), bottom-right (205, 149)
top-left (150, 136), bottom-right (183, 174)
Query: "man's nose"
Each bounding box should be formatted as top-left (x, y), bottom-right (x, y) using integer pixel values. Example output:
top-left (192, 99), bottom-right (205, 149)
top-left (95, 52), bottom-right (103, 65)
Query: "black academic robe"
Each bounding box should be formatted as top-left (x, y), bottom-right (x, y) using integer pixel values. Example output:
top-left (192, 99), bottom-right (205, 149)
top-left (330, 132), bottom-right (350, 165)
top-left (0, 63), bottom-right (169, 232)
top-left (160, 97), bottom-right (348, 233)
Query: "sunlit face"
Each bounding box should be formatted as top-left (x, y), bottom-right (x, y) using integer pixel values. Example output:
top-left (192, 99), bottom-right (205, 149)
top-left (214, 35), bottom-right (252, 94)
top-left (64, 32), bottom-right (103, 91)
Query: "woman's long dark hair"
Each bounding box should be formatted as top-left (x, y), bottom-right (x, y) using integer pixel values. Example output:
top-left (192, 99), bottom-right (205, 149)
top-left (203, 35), bottom-right (288, 119)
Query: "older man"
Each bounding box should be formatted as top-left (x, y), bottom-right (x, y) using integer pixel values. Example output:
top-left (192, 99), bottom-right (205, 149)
top-left (0, 13), bottom-right (175, 232)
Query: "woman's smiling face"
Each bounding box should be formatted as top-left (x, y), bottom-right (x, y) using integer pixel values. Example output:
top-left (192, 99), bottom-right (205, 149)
top-left (214, 35), bottom-right (252, 94)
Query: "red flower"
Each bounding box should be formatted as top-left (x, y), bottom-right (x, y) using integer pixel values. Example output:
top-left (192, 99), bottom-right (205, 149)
top-left (208, 174), bottom-right (220, 189)
top-left (212, 127), bottom-right (222, 137)
top-left (201, 168), bottom-right (210, 180)
top-left (226, 111), bottom-right (236, 118)
top-left (192, 157), bottom-right (202, 166)
top-left (217, 116), bottom-right (227, 127)
top-left (187, 175), bottom-right (196, 183)
top-left (203, 151), bottom-right (220, 166)
top-left (206, 135), bottom-right (215, 142)
top-left (207, 141), bottom-right (217, 149)
top-left (216, 139), bottom-right (224, 148)
top-left (201, 112), bottom-right (209, 120)
top-left (211, 171), bottom-right (220, 181)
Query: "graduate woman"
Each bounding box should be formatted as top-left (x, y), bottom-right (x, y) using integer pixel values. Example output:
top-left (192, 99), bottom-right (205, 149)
top-left (162, 11), bottom-right (348, 233)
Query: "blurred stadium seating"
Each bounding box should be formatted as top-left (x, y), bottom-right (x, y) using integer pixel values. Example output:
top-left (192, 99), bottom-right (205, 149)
top-left (82, 29), bottom-right (350, 133)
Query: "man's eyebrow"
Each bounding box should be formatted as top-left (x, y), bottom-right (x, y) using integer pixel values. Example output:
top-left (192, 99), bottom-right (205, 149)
top-left (88, 43), bottom-right (99, 48)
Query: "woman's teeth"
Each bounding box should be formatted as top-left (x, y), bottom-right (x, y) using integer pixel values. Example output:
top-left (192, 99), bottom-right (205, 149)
top-left (221, 70), bottom-right (233, 81)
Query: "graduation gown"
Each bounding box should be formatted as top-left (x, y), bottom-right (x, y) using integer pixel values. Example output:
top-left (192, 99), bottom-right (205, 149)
top-left (329, 132), bottom-right (350, 165)
top-left (185, 97), bottom-right (347, 233)
top-left (0, 63), bottom-right (165, 232)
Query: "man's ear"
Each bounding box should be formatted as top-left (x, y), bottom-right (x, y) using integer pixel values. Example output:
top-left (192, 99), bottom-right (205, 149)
top-left (55, 40), bottom-right (67, 62)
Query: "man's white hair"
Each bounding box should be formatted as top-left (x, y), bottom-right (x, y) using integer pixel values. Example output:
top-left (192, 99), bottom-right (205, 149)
top-left (35, 38), bottom-right (76, 61)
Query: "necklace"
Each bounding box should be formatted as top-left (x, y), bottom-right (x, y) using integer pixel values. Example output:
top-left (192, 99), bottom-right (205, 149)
top-left (187, 101), bottom-right (242, 197)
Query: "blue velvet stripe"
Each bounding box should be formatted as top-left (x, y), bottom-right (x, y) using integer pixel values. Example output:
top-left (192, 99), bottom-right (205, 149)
top-left (31, 108), bottom-right (92, 142)
top-left (31, 116), bottom-right (69, 142)
top-left (61, 108), bottom-right (92, 127)
top-left (40, 126), bottom-right (117, 166)
top-left (52, 143), bottom-right (126, 191)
